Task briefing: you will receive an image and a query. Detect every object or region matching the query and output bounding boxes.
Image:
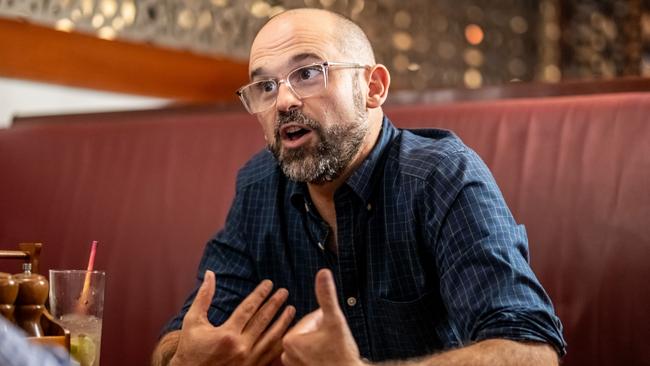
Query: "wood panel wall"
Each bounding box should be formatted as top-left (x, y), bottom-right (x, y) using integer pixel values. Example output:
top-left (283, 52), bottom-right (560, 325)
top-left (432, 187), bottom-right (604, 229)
top-left (0, 17), bottom-right (249, 102)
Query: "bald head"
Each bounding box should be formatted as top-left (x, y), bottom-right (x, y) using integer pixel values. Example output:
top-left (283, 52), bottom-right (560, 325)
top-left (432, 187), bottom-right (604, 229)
top-left (253, 8), bottom-right (376, 65)
top-left (244, 8), bottom-right (390, 185)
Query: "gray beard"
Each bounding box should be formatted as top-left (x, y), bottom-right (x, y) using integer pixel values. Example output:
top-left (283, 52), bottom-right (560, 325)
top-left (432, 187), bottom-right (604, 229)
top-left (269, 81), bottom-right (368, 184)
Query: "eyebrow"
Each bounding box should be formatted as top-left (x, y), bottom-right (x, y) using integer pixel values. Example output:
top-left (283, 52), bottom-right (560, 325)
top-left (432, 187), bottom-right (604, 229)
top-left (250, 52), bottom-right (323, 79)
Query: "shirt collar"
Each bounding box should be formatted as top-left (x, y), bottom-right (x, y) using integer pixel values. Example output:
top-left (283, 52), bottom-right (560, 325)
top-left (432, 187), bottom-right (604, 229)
top-left (344, 116), bottom-right (398, 203)
top-left (289, 116), bottom-right (399, 210)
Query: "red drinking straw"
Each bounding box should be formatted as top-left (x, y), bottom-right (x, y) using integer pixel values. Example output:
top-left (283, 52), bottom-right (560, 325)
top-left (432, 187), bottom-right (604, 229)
top-left (86, 240), bottom-right (98, 272)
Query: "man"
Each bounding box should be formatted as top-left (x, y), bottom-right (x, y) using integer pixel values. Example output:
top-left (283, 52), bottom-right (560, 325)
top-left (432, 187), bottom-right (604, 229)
top-left (153, 8), bottom-right (566, 366)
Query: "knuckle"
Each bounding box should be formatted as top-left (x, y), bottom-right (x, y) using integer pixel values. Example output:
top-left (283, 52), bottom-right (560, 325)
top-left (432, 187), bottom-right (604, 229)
top-left (181, 317), bottom-right (190, 327)
top-left (257, 313), bottom-right (272, 325)
top-left (219, 333), bottom-right (248, 357)
top-left (218, 332), bottom-right (237, 347)
top-left (195, 286), bottom-right (209, 300)
top-left (270, 295), bottom-right (284, 308)
top-left (181, 314), bottom-right (196, 327)
top-left (231, 343), bottom-right (247, 360)
top-left (255, 285), bottom-right (271, 299)
top-left (242, 302), bottom-right (257, 315)
top-left (282, 334), bottom-right (295, 350)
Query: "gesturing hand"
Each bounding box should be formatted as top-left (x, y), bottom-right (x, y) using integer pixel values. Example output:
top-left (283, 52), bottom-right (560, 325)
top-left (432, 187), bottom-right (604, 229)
top-left (281, 269), bottom-right (365, 366)
top-left (171, 270), bottom-right (296, 366)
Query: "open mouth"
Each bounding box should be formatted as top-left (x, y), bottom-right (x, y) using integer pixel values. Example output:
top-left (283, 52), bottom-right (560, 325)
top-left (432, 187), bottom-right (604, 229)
top-left (281, 124), bottom-right (313, 144)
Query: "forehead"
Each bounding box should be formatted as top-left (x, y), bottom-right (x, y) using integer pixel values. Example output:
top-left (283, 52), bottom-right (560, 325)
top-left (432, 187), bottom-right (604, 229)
top-left (249, 14), bottom-right (341, 78)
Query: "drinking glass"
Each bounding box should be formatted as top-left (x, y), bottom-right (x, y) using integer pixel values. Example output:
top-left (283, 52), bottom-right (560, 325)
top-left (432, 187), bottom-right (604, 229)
top-left (49, 270), bottom-right (105, 366)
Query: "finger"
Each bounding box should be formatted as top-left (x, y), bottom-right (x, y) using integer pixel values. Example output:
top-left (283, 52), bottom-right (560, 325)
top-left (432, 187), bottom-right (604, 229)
top-left (257, 305), bottom-right (296, 348)
top-left (266, 356), bottom-right (285, 366)
top-left (227, 279), bottom-right (274, 331)
top-left (255, 341), bottom-right (283, 366)
top-left (280, 352), bottom-right (292, 366)
top-left (286, 308), bottom-right (322, 336)
top-left (314, 269), bottom-right (341, 317)
top-left (184, 270), bottom-right (216, 325)
top-left (254, 306), bottom-right (296, 366)
top-left (242, 288), bottom-right (289, 340)
top-left (281, 331), bottom-right (305, 366)
top-left (280, 339), bottom-right (297, 366)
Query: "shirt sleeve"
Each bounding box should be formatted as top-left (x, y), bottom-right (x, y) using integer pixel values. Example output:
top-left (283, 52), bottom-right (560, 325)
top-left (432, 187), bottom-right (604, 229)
top-left (0, 317), bottom-right (75, 366)
top-left (424, 149), bottom-right (567, 356)
top-left (161, 187), bottom-right (257, 334)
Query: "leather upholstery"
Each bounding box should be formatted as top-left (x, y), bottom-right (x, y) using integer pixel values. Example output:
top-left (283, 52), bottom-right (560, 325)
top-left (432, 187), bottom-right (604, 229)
top-left (0, 92), bottom-right (648, 365)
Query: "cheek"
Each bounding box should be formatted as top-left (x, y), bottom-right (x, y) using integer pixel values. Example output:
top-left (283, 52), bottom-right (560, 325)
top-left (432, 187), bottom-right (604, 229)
top-left (323, 95), bottom-right (355, 123)
top-left (310, 92), bottom-right (347, 123)
top-left (257, 116), bottom-right (276, 143)
top-left (328, 83), bottom-right (359, 117)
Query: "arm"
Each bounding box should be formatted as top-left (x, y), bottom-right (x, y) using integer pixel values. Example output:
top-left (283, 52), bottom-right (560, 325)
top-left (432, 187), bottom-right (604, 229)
top-left (422, 150), bottom-right (565, 353)
top-left (152, 270), bottom-right (295, 366)
top-left (151, 330), bottom-right (180, 366)
top-left (379, 339), bottom-right (557, 366)
top-left (154, 183), bottom-right (291, 365)
top-left (281, 270), bottom-right (558, 366)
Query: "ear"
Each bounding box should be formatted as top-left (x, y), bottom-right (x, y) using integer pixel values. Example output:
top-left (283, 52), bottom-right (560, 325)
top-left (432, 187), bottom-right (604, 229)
top-left (366, 64), bottom-right (390, 109)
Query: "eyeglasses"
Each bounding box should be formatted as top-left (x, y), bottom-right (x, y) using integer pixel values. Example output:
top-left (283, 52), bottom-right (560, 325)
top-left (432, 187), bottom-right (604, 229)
top-left (236, 61), bottom-right (369, 114)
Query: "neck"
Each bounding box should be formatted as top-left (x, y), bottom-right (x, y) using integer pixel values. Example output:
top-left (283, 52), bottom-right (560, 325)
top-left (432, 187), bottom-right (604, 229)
top-left (306, 111), bottom-right (384, 253)
top-left (307, 112), bottom-right (383, 201)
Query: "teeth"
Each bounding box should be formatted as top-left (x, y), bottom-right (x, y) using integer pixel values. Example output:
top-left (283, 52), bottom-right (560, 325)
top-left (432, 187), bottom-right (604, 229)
top-left (286, 126), bottom-right (302, 133)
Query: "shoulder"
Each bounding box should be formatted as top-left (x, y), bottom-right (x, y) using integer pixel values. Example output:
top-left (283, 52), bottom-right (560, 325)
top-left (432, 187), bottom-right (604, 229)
top-left (391, 128), bottom-right (479, 181)
top-left (224, 149), bottom-right (280, 228)
top-left (236, 149), bottom-right (279, 189)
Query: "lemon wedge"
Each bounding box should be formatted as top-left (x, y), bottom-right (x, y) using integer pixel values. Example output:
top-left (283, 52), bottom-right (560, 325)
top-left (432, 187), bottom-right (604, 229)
top-left (70, 334), bottom-right (97, 366)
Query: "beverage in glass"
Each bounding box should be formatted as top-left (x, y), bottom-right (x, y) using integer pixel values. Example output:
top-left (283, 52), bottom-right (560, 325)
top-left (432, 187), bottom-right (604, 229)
top-left (49, 270), bottom-right (105, 366)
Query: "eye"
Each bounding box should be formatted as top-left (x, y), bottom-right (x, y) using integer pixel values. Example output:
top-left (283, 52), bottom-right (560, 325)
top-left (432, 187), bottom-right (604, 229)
top-left (255, 80), bottom-right (277, 94)
top-left (296, 66), bottom-right (323, 81)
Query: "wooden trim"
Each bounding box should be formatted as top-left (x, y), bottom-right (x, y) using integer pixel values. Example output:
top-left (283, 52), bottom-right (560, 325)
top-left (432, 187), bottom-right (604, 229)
top-left (12, 102), bottom-right (247, 126)
top-left (0, 17), bottom-right (249, 102)
top-left (2, 15), bottom-right (646, 108)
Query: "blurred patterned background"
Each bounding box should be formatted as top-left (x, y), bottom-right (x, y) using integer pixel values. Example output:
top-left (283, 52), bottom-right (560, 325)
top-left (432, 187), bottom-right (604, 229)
top-left (1, 0), bottom-right (648, 90)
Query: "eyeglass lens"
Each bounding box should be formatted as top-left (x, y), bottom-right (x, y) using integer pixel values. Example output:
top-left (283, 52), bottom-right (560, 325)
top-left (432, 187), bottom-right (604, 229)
top-left (243, 63), bottom-right (327, 113)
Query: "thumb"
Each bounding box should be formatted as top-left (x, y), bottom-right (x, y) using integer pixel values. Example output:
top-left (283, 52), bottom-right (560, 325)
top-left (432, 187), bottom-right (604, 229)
top-left (287, 308), bottom-right (323, 336)
top-left (185, 270), bottom-right (216, 325)
top-left (314, 269), bottom-right (342, 318)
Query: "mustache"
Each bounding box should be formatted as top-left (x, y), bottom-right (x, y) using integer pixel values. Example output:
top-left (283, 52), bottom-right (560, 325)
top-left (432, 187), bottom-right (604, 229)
top-left (275, 109), bottom-right (321, 134)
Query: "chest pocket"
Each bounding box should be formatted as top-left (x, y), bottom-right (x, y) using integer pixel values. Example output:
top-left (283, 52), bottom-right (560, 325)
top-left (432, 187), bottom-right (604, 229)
top-left (375, 228), bottom-right (433, 301)
top-left (368, 291), bottom-right (444, 360)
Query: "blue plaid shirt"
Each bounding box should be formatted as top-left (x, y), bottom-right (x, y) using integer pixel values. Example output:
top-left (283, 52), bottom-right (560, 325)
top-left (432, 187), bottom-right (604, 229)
top-left (164, 117), bottom-right (566, 361)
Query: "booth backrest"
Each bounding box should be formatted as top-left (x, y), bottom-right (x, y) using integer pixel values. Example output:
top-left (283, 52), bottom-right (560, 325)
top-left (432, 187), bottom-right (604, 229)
top-left (0, 92), bottom-right (648, 366)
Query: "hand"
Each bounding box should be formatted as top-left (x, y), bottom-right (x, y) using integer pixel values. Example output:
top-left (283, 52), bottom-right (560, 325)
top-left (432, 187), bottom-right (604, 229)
top-left (171, 270), bottom-right (296, 366)
top-left (281, 269), bottom-right (365, 366)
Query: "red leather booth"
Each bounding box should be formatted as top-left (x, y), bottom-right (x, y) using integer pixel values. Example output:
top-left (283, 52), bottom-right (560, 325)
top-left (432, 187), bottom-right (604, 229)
top-left (0, 91), bottom-right (648, 365)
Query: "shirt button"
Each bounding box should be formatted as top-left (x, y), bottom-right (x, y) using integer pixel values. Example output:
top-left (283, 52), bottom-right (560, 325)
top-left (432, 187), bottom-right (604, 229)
top-left (317, 242), bottom-right (324, 251)
top-left (346, 297), bottom-right (357, 307)
top-left (304, 201), bottom-right (310, 212)
top-left (367, 203), bottom-right (372, 211)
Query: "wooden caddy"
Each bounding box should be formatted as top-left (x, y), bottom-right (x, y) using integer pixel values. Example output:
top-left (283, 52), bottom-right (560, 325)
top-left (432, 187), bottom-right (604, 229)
top-left (0, 243), bottom-right (70, 351)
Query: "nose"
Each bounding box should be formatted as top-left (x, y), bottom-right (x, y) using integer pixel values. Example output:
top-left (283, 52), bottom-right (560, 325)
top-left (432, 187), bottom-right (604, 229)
top-left (275, 82), bottom-right (302, 112)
